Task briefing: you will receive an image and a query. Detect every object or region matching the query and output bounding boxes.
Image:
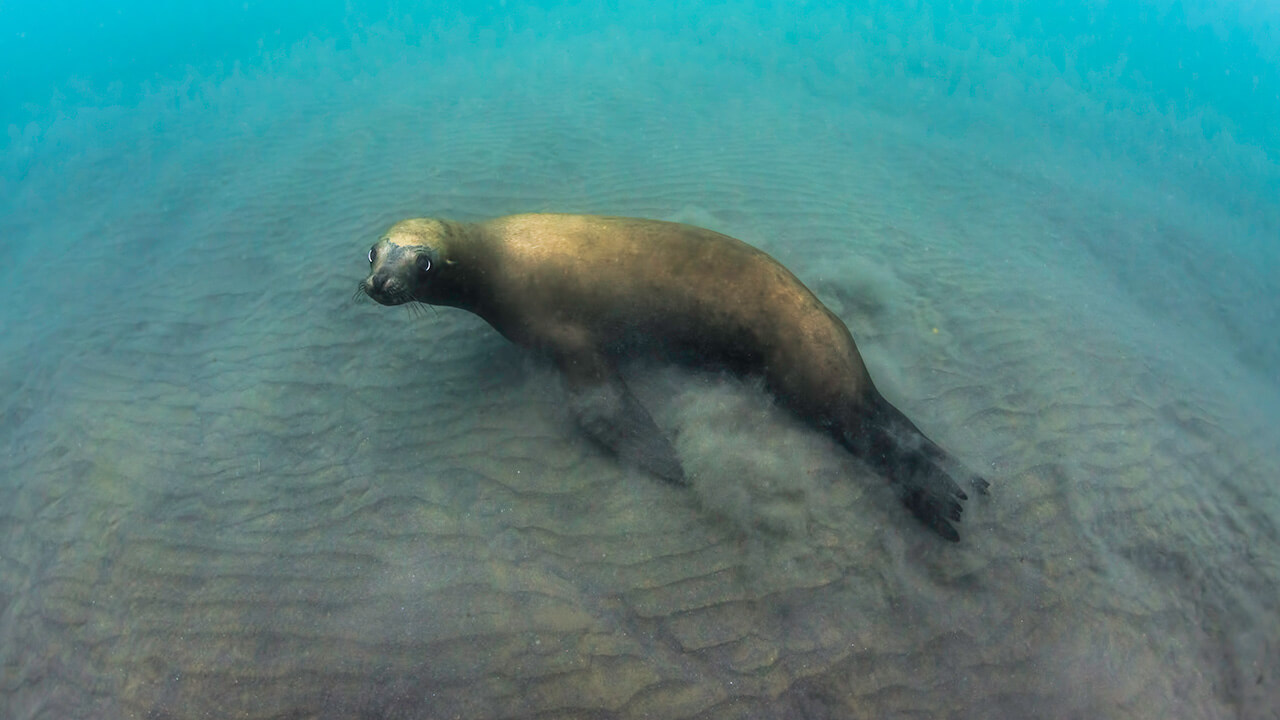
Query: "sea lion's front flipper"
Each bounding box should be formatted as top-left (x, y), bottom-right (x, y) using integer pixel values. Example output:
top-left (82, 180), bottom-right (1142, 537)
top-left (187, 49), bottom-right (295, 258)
top-left (555, 347), bottom-right (686, 485)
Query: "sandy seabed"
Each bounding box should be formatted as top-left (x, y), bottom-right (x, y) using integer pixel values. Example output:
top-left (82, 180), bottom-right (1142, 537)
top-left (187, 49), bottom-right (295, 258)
top-left (1, 31), bottom-right (1278, 720)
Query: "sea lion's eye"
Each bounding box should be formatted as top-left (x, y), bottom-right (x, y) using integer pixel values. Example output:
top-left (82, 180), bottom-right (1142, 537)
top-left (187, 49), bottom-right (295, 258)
top-left (418, 258), bottom-right (432, 275)
top-left (368, 246), bottom-right (377, 264)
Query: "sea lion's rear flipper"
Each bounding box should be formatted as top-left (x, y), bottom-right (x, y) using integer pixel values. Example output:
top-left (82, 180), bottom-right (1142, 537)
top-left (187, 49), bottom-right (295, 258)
top-left (556, 348), bottom-right (686, 485)
top-left (843, 390), bottom-right (986, 542)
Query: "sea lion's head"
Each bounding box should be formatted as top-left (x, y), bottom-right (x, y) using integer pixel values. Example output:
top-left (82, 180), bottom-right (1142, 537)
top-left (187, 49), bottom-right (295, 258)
top-left (359, 218), bottom-right (458, 307)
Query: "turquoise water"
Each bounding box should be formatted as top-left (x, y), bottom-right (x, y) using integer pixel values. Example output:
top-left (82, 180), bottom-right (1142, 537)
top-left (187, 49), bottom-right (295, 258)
top-left (2, 2), bottom-right (1278, 718)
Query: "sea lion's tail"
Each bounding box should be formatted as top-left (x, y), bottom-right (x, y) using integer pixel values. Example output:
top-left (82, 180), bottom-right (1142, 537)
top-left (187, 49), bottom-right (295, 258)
top-left (841, 390), bottom-right (989, 542)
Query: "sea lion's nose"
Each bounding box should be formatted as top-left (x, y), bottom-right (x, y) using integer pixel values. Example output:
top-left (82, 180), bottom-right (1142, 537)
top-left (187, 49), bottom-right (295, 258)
top-left (370, 274), bottom-right (387, 293)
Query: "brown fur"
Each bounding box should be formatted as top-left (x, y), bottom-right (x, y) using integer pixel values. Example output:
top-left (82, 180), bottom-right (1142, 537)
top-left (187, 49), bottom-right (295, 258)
top-left (360, 214), bottom-right (987, 541)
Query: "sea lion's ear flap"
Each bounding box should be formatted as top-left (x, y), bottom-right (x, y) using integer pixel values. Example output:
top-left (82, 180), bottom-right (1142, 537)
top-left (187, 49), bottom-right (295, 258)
top-left (434, 220), bottom-right (464, 268)
top-left (556, 349), bottom-right (686, 485)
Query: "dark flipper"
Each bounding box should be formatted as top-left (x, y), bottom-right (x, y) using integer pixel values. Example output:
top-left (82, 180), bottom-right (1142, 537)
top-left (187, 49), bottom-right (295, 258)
top-left (568, 377), bottom-right (686, 484)
top-left (842, 390), bottom-right (986, 541)
top-left (555, 344), bottom-right (686, 485)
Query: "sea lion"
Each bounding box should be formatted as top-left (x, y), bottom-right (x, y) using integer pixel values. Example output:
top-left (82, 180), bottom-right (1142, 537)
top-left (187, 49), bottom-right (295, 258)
top-left (359, 213), bottom-right (988, 541)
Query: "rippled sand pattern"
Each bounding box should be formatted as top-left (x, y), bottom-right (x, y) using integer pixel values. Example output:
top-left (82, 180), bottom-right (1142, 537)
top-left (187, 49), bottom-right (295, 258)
top-left (2, 37), bottom-right (1278, 719)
